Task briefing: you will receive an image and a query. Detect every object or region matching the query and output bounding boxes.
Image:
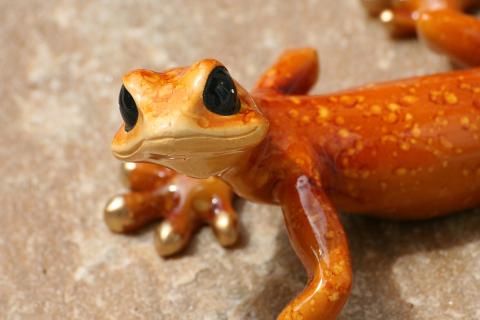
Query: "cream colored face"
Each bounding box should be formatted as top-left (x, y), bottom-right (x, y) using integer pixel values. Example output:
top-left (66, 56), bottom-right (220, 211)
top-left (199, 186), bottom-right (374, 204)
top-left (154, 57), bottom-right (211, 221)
top-left (111, 59), bottom-right (269, 178)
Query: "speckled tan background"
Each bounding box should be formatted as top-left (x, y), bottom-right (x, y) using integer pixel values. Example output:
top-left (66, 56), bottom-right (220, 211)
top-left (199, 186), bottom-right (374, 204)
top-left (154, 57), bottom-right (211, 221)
top-left (1, 1), bottom-right (479, 319)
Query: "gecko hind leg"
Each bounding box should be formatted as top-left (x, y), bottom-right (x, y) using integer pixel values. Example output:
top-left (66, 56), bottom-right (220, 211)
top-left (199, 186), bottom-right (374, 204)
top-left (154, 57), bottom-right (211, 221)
top-left (360, 0), bottom-right (417, 37)
top-left (254, 48), bottom-right (319, 95)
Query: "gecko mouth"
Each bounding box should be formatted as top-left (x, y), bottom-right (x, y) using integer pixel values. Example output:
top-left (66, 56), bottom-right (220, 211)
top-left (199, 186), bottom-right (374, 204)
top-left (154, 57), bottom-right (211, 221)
top-left (112, 126), bottom-right (261, 161)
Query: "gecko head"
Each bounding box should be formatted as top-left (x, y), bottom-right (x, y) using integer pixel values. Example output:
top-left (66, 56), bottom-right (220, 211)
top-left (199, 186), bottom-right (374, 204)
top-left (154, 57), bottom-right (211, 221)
top-left (111, 59), bottom-right (269, 178)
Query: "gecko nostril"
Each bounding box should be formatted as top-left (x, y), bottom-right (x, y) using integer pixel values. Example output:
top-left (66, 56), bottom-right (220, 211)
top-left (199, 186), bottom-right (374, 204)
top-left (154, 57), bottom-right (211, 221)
top-left (119, 85), bottom-right (138, 132)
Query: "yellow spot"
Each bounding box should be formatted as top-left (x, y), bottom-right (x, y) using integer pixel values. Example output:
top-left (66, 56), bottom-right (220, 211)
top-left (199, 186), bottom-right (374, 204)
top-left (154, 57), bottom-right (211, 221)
top-left (301, 115), bottom-right (310, 124)
top-left (335, 116), bottom-right (345, 125)
top-left (317, 106), bottom-right (331, 119)
top-left (405, 113), bottom-right (413, 121)
top-left (462, 169), bottom-right (470, 177)
top-left (329, 96), bottom-right (339, 103)
top-left (444, 92), bottom-right (458, 105)
top-left (340, 95), bottom-right (357, 107)
top-left (333, 263), bottom-right (344, 275)
top-left (411, 126), bottom-right (421, 138)
top-left (459, 83), bottom-right (471, 91)
top-left (435, 117), bottom-right (448, 126)
top-left (326, 231), bottom-right (335, 239)
top-left (384, 112), bottom-right (398, 123)
top-left (338, 128), bottom-right (350, 138)
top-left (295, 158), bottom-right (305, 166)
top-left (382, 135), bottom-right (397, 143)
top-left (288, 109), bottom-right (299, 118)
top-left (370, 104), bottom-right (382, 115)
top-left (460, 116), bottom-right (470, 129)
top-left (356, 96), bottom-right (366, 103)
top-left (290, 97), bottom-right (301, 104)
top-left (380, 182), bottom-right (387, 190)
top-left (401, 95), bottom-right (418, 105)
top-left (328, 292), bottom-right (340, 302)
top-left (442, 160), bottom-right (449, 168)
top-left (400, 142), bottom-right (410, 151)
top-left (387, 103), bottom-right (400, 112)
top-left (395, 168), bottom-right (407, 176)
top-left (429, 90), bottom-right (443, 104)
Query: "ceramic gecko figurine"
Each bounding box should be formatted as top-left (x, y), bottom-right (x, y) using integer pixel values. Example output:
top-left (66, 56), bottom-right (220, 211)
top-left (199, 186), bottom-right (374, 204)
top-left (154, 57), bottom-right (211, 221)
top-left (109, 48), bottom-right (480, 319)
top-left (361, 0), bottom-right (480, 66)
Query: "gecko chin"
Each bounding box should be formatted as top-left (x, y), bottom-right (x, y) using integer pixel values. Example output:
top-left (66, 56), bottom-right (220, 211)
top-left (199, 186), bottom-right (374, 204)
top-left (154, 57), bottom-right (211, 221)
top-left (111, 127), bottom-right (266, 178)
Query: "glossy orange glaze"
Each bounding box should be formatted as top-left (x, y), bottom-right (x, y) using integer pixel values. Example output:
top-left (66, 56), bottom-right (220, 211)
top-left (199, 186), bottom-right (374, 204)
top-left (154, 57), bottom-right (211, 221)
top-left (362, 0), bottom-right (480, 66)
top-left (252, 68), bottom-right (480, 219)
top-left (218, 49), bottom-right (480, 319)
top-left (111, 47), bottom-right (480, 319)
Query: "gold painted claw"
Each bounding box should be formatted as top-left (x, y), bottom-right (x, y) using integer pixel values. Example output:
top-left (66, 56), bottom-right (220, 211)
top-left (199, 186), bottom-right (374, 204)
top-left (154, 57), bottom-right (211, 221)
top-left (104, 162), bottom-right (239, 257)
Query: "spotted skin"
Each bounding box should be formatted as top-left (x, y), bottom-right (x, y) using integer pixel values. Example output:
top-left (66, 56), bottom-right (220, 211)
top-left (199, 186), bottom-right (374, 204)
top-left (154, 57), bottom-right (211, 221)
top-left (253, 68), bottom-right (480, 220)
top-left (110, 48), bottom-right (480, 319)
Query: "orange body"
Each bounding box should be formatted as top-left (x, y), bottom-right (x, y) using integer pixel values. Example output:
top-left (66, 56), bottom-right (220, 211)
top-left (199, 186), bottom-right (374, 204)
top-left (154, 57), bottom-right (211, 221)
top-left (251, 69), bottom-right (480, 219)
top-left (110, 47), bottom-right (480, 319)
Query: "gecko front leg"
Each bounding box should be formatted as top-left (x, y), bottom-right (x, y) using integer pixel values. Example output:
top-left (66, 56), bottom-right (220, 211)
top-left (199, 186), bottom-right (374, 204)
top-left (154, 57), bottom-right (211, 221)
top-left (104, 163), bottom-right (239, 256)
top-left (276, 175), bottom-right (352, 320)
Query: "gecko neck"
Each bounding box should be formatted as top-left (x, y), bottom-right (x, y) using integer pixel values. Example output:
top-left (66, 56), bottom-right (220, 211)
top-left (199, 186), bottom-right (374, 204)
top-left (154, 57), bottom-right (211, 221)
top-left (220, 139), bottom-right (278, 204)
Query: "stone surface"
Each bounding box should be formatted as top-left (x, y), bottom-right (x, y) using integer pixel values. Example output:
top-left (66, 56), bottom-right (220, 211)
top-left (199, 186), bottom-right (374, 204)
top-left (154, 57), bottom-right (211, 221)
top-left (1, 1), bottom-right (479, 319)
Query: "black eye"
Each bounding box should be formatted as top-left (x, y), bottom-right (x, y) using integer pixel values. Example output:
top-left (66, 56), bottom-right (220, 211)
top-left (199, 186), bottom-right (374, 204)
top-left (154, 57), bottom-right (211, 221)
top-left (203, 66), bottom-right (241, 116)
top-left (119, 85), bottom-right (138, 132)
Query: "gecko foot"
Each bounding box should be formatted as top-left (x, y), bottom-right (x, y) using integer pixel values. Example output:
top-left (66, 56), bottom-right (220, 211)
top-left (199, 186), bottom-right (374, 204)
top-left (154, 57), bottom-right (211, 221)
top-left (361, 0), bottom-right (417, 37)
top-left (104, 162), bottom-right (239, 257)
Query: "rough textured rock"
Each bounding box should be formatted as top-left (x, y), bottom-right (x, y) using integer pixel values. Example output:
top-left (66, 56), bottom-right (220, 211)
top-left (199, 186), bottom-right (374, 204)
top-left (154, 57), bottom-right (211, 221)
top-left (1, 1), bottom-right (479, 319)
